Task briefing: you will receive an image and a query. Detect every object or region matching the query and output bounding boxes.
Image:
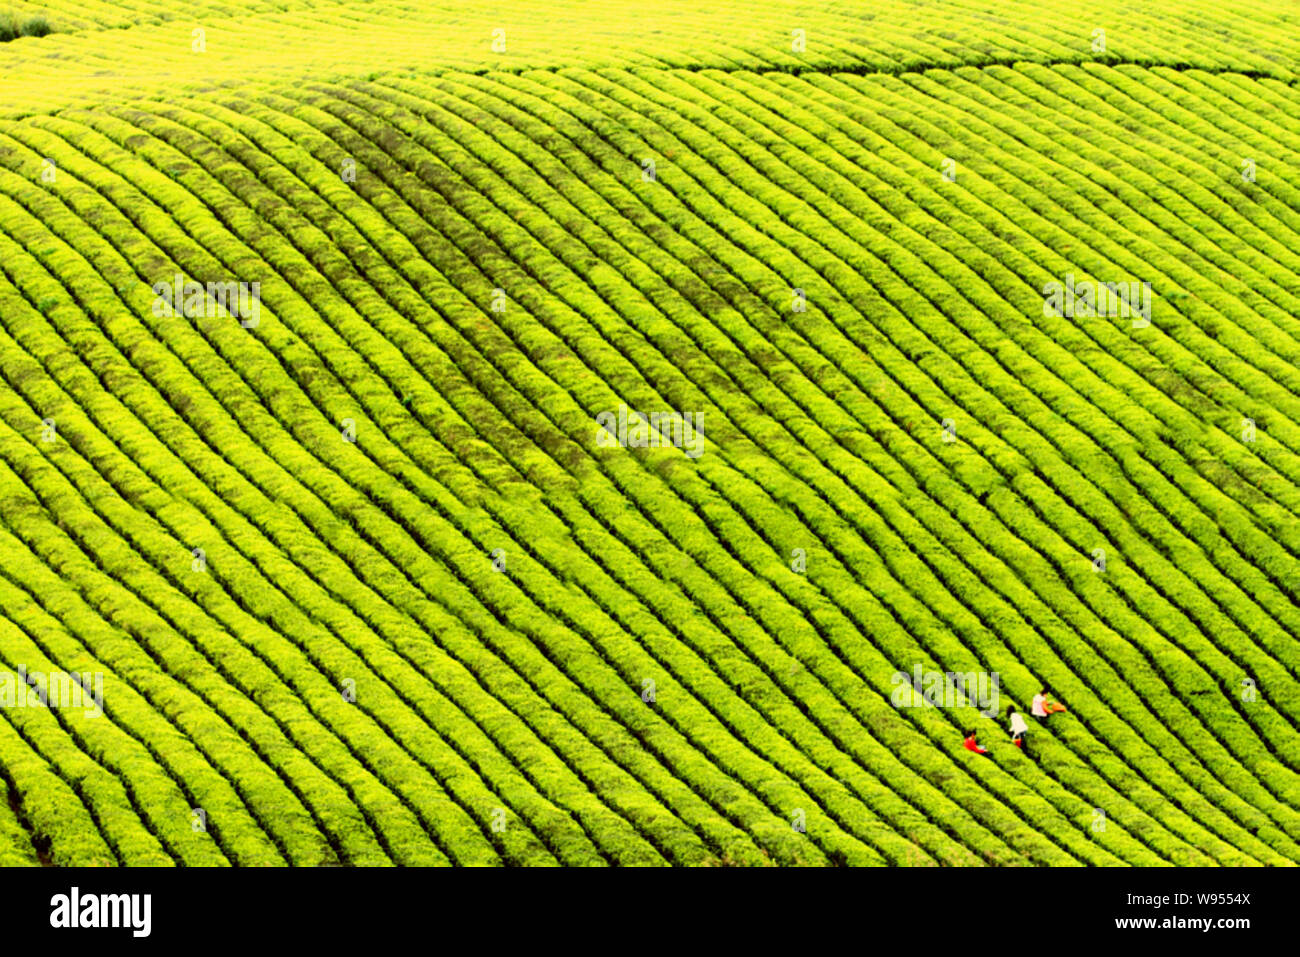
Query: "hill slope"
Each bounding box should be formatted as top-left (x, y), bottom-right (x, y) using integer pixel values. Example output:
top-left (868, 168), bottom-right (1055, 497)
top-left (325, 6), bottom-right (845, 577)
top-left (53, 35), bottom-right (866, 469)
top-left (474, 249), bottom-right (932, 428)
top-left (0, 1), bottom-right (1298, 865)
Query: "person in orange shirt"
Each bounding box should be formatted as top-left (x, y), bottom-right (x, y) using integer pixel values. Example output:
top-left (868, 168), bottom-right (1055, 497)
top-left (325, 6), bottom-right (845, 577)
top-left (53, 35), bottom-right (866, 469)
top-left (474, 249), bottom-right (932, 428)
top-left (963, 730), bottom-right (990, 755)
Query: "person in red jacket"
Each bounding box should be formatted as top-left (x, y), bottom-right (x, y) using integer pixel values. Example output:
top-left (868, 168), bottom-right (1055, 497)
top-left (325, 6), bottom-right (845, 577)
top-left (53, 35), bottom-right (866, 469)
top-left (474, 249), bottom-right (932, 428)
top-left (963, 730), bottom-right (990, 755)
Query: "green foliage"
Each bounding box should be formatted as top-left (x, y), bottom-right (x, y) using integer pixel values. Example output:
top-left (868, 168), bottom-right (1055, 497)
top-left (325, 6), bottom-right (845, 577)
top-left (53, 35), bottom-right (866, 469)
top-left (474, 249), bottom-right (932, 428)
top-left (0, 11), bottom-right (51, 41)
top-left (0, 0), bottom-right (1297, 867)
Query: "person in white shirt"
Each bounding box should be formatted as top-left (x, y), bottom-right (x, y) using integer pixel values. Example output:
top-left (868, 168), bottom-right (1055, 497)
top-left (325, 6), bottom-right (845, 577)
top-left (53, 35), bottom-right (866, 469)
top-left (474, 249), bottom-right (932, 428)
top-left (1006, 706), bottom-right (1029, 751)
top-left (1032, 688), bottom-right (1066, 723)
top-left (1031, 691), bottom-right (1049, 719)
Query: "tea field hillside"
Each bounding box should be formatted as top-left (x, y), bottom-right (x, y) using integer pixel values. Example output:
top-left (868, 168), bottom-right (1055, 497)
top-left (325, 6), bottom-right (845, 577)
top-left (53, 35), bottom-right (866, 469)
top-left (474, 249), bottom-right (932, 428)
top-left (0, 0), bottom-right (1298, 865)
